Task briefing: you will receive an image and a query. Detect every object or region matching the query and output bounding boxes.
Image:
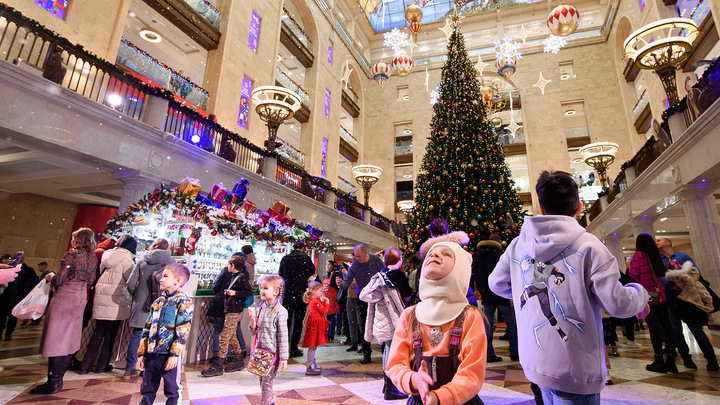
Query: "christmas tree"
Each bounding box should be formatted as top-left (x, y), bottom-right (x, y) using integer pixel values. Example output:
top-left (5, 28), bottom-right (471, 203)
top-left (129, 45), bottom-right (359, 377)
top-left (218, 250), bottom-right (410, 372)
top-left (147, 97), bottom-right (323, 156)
top-left (405, 28), bottom-right (525, 254)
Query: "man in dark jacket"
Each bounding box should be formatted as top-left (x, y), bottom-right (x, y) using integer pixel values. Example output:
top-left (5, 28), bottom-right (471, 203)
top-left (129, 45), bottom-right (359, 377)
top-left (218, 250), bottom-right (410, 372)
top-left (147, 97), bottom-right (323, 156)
top-left (0, 258), bottom-right (38, 340)
top-left (472, 233), bottom-right (518, 362)
top-left (278, 242), bottom-right (315, 357)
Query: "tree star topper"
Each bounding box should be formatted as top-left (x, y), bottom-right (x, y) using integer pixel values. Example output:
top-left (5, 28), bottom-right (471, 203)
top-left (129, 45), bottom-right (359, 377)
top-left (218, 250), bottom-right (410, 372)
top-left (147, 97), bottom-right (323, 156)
top-left (474, 56), bottom-right (489, 76)
top-left (533, 72), bottom-right (551, 95)
top-left (449, 6), bottom-right (465, 28)
top-left (383, 28), bottom-right (409, 51)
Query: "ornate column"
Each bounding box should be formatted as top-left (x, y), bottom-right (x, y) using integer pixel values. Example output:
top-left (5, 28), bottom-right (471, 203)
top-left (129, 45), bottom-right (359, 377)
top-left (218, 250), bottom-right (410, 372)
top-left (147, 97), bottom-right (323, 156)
top-left (630, 216), bottom-right (655, 240)
top-left (113, 170), bottom-right (166, 212)
top-left (604, 235), bottom-right (627, 271)
top-left (677, 184), bottom-right (720, 291)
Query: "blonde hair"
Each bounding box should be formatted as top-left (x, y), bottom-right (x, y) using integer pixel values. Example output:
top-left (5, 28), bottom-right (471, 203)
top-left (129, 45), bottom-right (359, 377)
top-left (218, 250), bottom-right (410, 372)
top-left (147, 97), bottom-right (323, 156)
top-left (261, 275), bottom-right (285, 314)
top-left (303, 281), bottom-right (322, 304)
top-left (72, 228), bottom-right (96, 251)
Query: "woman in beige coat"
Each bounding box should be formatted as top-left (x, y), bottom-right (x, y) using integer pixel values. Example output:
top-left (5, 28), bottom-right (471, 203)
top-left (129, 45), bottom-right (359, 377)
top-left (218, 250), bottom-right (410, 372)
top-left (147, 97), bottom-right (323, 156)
top-left (79, 235), bottom-right (137, 374)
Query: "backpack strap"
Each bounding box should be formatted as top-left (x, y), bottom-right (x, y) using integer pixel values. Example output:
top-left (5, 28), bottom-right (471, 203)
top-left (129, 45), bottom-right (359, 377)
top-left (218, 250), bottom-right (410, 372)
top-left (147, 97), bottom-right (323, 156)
top-left (448, 305), bottom-right (470, 356)
top-left (407, 305), bottom-right (424, 371)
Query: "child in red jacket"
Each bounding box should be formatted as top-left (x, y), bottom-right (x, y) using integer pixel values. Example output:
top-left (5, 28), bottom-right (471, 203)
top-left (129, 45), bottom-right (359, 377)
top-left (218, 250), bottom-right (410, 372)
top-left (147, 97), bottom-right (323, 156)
top-left (302, 282), bottom-right (329, 375)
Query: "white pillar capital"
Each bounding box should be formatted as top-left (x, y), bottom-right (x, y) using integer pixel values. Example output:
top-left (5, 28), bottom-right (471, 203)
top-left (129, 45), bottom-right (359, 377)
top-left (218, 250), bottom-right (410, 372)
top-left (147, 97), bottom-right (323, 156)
top-left (675, 183), bottom-right (720, 201)
top-left (113, 170), bottom-right (167, 212)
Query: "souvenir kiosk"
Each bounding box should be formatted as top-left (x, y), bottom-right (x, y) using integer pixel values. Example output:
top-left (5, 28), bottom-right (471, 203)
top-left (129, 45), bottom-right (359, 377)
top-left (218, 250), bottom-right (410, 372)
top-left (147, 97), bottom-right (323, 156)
top-left (99, 178), bottom-right (335, 364)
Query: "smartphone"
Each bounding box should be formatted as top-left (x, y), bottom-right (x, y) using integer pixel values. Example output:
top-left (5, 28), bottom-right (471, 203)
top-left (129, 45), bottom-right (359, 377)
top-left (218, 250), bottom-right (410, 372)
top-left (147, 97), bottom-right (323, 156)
top-left (8, 251), bottom-right (23, 267)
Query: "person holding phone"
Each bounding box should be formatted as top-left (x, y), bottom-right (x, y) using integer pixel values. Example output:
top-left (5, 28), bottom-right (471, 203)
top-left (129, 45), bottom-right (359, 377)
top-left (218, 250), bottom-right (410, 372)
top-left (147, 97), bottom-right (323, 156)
top-left (0, 253), bottom-right (37, 341)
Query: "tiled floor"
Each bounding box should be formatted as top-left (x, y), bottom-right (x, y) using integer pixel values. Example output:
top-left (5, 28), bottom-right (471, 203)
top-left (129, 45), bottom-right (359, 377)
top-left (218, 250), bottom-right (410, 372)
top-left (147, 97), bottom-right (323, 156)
top-left (1, 321), bottom-right (719, 404)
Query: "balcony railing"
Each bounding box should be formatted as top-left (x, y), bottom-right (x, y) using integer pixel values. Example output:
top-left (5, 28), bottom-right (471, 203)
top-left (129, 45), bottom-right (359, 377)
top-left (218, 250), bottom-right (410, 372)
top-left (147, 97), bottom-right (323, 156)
top-left (632, 90), bottom-right (648, 120)
top-left (276, 139), bottom-right (306, 168)
top-left (0, 4), bottom-right (396, 233)
top-left (117, 39), bottom-right (208, 110)
top-left (340, 126), bottom-right (358, 151)
top-left (370, 211), bottom-right (391, 232)
top-left (342, 86), bottom-right (360, 106)
top-left (281, 8), bottom-right (311, 48)
top-left (182, 0), bottom-right (221, 29)
top-left (337, 176), bottom-right (356, 195)
top-left (275, 67), bottom-right (310, 107)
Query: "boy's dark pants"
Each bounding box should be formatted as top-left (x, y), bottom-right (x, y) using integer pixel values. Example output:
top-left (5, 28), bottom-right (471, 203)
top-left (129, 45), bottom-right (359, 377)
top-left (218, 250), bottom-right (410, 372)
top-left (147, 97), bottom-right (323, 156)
top-left (140, 353), bottom-right (181, 405)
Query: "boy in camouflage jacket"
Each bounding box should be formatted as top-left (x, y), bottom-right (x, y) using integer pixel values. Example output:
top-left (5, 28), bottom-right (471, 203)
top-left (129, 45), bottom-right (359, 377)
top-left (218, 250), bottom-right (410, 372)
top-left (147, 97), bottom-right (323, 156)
top-left (137, 264), bottom-right (194, 405)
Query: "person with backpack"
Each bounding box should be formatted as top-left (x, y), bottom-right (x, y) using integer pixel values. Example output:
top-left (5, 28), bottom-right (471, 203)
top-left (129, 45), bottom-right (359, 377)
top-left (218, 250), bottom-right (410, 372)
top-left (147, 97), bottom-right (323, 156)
top-left (208, 252), bottom-right (251, 362)
top-left (123, 238), bottom-right (173, 379)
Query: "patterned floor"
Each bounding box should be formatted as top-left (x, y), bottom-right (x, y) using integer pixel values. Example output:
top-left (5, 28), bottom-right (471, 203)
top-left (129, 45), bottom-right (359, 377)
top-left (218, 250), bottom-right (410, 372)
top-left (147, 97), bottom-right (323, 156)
top-left (1, 321), bottom-right (719, 404)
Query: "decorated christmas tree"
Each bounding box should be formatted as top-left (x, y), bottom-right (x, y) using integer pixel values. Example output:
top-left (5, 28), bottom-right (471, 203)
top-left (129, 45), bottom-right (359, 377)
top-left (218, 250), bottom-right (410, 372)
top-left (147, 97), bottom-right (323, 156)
top-left (405, 28), bottom-right (525, 254)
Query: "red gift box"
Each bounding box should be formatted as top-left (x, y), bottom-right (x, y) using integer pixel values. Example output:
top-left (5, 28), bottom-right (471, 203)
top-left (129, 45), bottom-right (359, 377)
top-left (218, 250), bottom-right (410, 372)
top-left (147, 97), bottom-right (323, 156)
top-left (272, 201), bottom-right (290, 215)
top-left (209, 183), bottom-right (228, 203)
top-left (241, 199), bottom-right (257, 214)
top-left (285, 216), bottom-right (296, 227)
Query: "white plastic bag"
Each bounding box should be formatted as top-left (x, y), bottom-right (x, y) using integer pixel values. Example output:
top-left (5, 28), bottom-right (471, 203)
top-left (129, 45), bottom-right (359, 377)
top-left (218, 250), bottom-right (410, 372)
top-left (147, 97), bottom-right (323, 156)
top-left (12, 280), bottom-right (51, 320)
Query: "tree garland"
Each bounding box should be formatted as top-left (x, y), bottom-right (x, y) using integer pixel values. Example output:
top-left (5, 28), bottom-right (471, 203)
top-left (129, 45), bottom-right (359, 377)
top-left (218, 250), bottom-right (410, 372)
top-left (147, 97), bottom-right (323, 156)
top-left (104, 188), bottom-right (336, 253)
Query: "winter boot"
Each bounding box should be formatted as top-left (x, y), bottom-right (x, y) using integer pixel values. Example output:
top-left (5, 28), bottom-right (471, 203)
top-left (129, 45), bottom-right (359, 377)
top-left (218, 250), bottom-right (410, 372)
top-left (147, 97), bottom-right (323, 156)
top-left (665, 354), bottom-right (679, 373)
top-left (30, 355), bottom-right (70, 394)
top-left (224, 354), bottom-right (245, 373)
top-left (681, 355), bottom-right (697, 369)
top-left (645, 355), bottom-right (667, 373)
top-left (201, 357), bottom-right (224, 377)
top-left (305, 362), bottom-right (322, 375)
top-left (383, 375), bottom-right (408, 400)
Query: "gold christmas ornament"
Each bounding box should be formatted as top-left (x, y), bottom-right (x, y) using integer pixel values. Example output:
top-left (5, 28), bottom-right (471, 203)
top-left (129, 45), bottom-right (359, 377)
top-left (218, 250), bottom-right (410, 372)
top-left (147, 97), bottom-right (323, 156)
top-left (392, 54), bottom-right (415, 77)
top-left (405, 4), bottom-right (423, 23)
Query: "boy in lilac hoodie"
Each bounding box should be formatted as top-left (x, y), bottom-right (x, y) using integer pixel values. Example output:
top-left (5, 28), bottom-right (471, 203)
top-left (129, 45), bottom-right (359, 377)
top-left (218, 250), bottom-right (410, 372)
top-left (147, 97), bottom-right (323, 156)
top-left (489, 171), bottom-right (649, 404)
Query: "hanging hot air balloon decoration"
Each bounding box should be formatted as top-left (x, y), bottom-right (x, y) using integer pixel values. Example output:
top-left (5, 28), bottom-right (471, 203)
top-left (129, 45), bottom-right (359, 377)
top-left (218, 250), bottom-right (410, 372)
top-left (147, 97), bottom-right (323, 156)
top-left (496, 58), bottom-right (517, 78)
top-left (392, 54), bottom-right (414, 77)
top-left (372, 60), bottom-right (392, 87)
top-left (405, 3), bottom-right (423, 41)
top-left (547, 5), bottom-right (580, 37)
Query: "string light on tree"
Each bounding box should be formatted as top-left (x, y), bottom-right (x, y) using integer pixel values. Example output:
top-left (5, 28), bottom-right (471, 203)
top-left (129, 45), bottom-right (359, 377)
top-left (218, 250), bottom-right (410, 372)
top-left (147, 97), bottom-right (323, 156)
top-left (543, 34), bottom-right (567, 54)
top-left (383, 28), bottom-right (409, 51)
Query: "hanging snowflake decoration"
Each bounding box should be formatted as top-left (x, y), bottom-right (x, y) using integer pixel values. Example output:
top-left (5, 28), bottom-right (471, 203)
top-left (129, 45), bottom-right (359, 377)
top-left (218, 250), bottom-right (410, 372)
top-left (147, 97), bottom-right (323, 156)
top-left (383, 28), bottom-right (409, 51)
top-left (494, 36), bottom-right (523, 64)
top-left (543, 34), bottom-right (567, 54)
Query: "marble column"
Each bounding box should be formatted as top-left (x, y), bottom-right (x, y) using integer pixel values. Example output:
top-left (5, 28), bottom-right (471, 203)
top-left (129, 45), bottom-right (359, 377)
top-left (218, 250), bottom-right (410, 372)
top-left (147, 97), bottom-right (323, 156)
top-left (677, 185), bottom-right (720, 292)
top-left (114, 170), bottom-right (166, 212)
top-left (630, 216), bottom-right (655, 240)
top-left (604, 235), bottom-right (627, 271)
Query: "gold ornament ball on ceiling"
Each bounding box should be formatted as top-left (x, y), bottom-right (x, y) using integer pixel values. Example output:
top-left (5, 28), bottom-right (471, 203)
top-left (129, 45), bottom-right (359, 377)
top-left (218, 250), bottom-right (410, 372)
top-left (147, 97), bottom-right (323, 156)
top-left (391, 54), bottom-right (414, 77)
top-left (405, 4), bottom-right (423, 23)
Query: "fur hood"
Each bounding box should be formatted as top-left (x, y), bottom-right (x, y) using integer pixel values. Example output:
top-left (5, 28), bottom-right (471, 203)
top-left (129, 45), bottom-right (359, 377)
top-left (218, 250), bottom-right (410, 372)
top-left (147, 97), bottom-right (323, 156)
top-left (419, 231), bottom-right (470, 258)
top-left (666, 261), bottom-right (714, 313)
top-left (476, 240), bottom-right (502, 250)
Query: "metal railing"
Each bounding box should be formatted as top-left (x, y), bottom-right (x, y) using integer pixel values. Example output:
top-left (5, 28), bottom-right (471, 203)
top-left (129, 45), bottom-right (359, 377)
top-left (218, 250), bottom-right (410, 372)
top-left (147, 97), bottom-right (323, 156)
top-left (275, 162), bottom-right (325, 203)
top-left (632, 90), bottom-right (648, 120)
top-left (342, 86), bottom-right (360, 106)
top-left (182, 0), bottom-right (221, 29)
top-left (0, 9), bottom-right (148, 120)
top-left (276, 138), bottom-right (306, 168)
top-left (335, 192), bottom-right (364, 221)
top-left (281, 10), bottom-right (311, 49)
top-left (370, 211), bottom-right (390, 232)
top-left (339, 126), bottom-right (358, 151)
top-left (275, 67), bottom-right (310, 107)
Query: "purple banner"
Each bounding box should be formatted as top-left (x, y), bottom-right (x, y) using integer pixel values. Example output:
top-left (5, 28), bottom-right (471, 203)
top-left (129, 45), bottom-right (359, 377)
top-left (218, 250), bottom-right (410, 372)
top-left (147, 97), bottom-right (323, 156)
top-left (327, 40), bottom-right (333, 65)
top-left (237, 76), bottom-right (253, 129)
top-left (321, 137), bottom-right (328, 177)
top-left (34, 0), bottom-right (68, 20)
top-left (324, 88), bottom-right (331, 118)
top-left (248, 11), bottom-right (261, 53)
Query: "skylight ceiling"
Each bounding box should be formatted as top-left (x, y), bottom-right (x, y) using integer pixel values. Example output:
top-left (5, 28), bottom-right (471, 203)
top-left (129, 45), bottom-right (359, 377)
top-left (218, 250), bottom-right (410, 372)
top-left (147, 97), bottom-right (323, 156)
top-left (358, 0), bottom-right (546, 33)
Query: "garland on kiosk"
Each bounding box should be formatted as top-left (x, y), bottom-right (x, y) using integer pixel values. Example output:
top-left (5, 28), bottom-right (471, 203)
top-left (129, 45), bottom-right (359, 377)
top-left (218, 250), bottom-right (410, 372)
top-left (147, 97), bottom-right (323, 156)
top-left (104, 187), bottom-right (336, 253)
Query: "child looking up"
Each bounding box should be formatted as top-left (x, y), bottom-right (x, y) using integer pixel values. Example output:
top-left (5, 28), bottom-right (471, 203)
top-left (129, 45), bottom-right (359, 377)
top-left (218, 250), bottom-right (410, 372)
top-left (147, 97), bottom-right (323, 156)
top-left (301, 281), bottom-right (330, 375)
top-left (387, 233), bottom-right (487, 405)
top-left (136, 263), bottom-right (194, 405)
top-left (202, 255), bottom-right (253, 377)
top-left (248, 276), bottom-right (289, 405)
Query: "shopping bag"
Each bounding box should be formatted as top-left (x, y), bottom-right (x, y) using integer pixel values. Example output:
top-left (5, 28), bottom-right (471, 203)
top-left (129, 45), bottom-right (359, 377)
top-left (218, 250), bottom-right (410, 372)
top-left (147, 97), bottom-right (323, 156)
top-left (11, 280), bottom-right (51, 320)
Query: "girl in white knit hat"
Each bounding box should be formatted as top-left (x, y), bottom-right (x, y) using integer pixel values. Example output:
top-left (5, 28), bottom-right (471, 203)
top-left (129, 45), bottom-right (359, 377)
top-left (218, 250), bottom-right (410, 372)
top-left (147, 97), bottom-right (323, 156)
top-left (386, 231), bottom-right (487, 405)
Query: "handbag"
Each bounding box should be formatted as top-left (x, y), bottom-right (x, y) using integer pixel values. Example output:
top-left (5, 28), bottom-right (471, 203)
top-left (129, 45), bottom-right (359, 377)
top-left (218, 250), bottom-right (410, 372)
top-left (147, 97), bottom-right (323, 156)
top-left (12, 279), bottom-right (51, 320)
top-left (648, 265), bottom-right (661, 308)
top-left (244, 293), bottom-right (255, 308)
top-left (247, 304), bottom-right (277, 376)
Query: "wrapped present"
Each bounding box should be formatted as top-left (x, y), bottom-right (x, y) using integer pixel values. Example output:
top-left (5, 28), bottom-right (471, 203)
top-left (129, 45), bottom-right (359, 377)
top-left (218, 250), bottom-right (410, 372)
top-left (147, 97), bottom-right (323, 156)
top-left (241, 199), bottom-right (257, 215)
top-left (195, 194), bottom-right (221, 208)
top-left (177, 176), bottom-right (202, 198)
top-left (268, 209), bottom-right (287, 225)
top-left (209, 182), bottom-right (228, 203)
top-left (272, 201), bottom-right (290, 215)
top-left (309, 227), bottom-right (324, 238)
top-left (222, 201), bottom-right (239, 213)
top-left (260, 210), bottom-right (270, 225)
top-left (285, 216), bottom-right (296, 227)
